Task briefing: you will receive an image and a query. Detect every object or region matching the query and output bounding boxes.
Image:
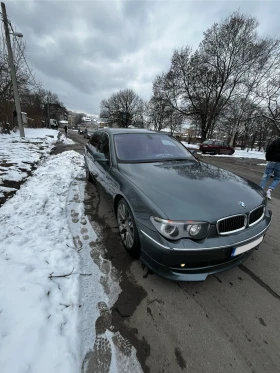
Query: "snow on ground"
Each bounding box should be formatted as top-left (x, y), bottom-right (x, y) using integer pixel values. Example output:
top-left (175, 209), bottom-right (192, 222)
top-left (60, 133), bottom-right (75, 145)
top-left (0, 151), bottom-right (84, 373)
top-left (0, 129), bottom-right (59, 183)
top-left (0, 146), bottom-right (142, 373)
top-left (181, 141), bottom-right (199, 149)
top-left (0, 128), bottom-right (75, 204)
top-left (213, 149), bottom-right (265, 160)
top-left (181, 142), bottom-right (266, 160)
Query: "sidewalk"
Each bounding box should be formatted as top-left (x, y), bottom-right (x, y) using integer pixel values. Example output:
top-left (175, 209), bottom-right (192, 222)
top-left (0, 129), bottom-right (142, 373)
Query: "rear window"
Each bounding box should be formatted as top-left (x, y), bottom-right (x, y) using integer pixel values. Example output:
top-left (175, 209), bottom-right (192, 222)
top-left (202, 140), bottom-right (214, 145)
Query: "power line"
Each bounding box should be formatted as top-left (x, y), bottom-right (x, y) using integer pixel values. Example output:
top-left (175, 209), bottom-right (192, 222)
top-left (8, 19), bottom-right (41, 89)
top-left (3, 16), bottom-right (98, 114)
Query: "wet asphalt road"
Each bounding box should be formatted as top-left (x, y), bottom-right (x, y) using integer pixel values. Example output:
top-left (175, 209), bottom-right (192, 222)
top-left (67, 131), bottom-right (280, 373)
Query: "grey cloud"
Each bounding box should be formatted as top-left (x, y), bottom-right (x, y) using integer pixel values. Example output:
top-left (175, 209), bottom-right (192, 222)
top-left (6, 0), bottom-right (280, 115)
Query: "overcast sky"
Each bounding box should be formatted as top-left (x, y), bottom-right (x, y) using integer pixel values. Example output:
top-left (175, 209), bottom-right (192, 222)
top-left (6, 0), bottom-right (280, 116)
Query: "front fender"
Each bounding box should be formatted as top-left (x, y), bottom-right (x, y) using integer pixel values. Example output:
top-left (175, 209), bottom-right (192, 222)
top-left (125, 187), bottom-right (168, 231)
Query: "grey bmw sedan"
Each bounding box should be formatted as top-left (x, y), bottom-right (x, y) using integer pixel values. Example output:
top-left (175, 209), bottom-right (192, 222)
top-left (84, 128), bottom-right (272, 281)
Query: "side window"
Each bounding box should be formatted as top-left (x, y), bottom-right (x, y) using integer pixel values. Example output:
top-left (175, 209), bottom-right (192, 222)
top-left (98, 132), bottom-right (110, 161)
top-left (90, 132), bottom-right (102, 152)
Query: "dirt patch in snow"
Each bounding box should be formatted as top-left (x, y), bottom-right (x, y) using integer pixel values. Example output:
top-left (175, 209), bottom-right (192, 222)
top-left (0, 162), bottom-right (36, 207)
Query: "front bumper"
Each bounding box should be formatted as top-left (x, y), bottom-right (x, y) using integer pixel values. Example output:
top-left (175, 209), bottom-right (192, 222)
top-left (138, 210), bottom-right (272, 281)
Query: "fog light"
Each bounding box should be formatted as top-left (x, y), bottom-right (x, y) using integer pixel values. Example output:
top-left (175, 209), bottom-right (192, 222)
top-left (180, 263), bottom-right (185, 267)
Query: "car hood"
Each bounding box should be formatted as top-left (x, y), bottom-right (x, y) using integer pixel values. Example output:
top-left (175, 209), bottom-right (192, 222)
top-left (118, 160), bottom-right (265, 222)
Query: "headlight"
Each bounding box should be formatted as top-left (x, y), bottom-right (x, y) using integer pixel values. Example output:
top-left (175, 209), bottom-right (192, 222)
top-left (151, 217), bottom-right (210, 241)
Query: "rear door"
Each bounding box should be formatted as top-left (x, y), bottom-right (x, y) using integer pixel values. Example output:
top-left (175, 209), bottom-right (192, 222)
top-left (220, 141), bottom-right (230, 154)
top-left (85, 131), bottom-right (102, 178)
top-left (87, 131), bottom-right (119, 203)
top-left (216, 140), bottom-right (226, 154)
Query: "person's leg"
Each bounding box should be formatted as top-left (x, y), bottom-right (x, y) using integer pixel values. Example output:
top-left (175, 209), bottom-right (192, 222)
top-left (267, 162), bottom-right (280, 191)
top-left (260, 162), bottom-right (274, 189)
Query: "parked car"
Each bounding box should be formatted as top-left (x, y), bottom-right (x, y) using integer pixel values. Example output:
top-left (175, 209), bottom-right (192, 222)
top-left (49, 119), bottom-right (58, 130)
top-left (84, 129), bottom-right (271, 281)
top-left (200, 140), bottom-right (235, 155)
top-left (83, 128), bottom-right (95, 139)
top-left (78, 124), bottom-right (87, 135)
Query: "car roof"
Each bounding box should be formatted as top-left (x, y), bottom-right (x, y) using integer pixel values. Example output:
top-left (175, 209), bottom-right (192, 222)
top-left (96, 128), bottom-right (159, 135)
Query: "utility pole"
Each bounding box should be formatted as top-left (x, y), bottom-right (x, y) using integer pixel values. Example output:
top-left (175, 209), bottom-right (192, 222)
top-left (1, 2), bottom-right (25, 137)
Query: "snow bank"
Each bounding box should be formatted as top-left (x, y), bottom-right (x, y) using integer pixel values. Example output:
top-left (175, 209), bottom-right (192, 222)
top-left (60, 133), bottom-right (75, 145)
top-left (0, 129), bottom-right (59, 185)
top-left (181, 141), bottom-right (199, 149)
top-left (181, 142), bottom-right (266, 160)
top-left (0, 149), bottom-right (143, 373)
top-left (0, 151), bottom-right (84, 373)
top-left (23, 128), bottom-right (59, 139)
top-left (215, 149), bottom-right (266, 160)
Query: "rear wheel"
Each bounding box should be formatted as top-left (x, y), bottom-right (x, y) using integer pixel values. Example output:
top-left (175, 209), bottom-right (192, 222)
top-left (117, 198), bottom-right (140, 258)
top-left (229, 150), bottom-right (234, 155)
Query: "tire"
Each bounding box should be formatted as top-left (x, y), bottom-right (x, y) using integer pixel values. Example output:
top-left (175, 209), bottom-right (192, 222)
top-left (202, 151), bottom-right (206, 154)
top-left (229, 150), bottom-right (234, 155)
top-left (117, 198), bottom-right (141, 258)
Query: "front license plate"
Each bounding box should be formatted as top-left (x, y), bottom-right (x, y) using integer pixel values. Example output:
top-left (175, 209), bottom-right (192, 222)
top-left (231, 236), bottom-right (264, 257)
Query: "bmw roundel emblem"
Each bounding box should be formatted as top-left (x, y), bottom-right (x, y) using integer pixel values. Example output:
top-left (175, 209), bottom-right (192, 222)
top-left (238, 201), bottom-right (246, 208)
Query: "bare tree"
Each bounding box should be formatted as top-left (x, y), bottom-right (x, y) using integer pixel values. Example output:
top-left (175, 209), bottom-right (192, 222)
top-left (146, 95), bottom-right (169, 131)
top-left (100, 89), bottom-right (144, 128)
top-left (259, 78), bottom-right (280, 134)
top-left (0, 35), bottom-right (37, 127)
top-left (73, 113), bottom-right (85, 126)
top-left (153, 11), bottom-right (280, 142)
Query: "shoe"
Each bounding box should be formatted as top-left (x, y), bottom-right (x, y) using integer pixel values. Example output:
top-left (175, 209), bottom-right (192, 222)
top-left (267, 189), bottom-right (272, 200)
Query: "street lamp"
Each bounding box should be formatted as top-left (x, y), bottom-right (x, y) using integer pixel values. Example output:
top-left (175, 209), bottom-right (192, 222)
top-left (9, 32), bottom-right (23, 37)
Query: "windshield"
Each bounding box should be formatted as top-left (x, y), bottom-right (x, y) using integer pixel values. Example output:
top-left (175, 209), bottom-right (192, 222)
top-left (114, 133), bottom-right (194, 163)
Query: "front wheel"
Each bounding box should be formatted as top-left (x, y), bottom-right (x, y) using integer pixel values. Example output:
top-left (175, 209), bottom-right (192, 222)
top-left (229, 150), bottom-right (234, 155)
top-left (117, 198), bottom-right (140, 258)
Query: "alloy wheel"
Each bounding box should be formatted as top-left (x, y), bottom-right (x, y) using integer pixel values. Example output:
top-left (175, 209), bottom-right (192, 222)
top-left (117, 202), bottom-right (134, 249)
